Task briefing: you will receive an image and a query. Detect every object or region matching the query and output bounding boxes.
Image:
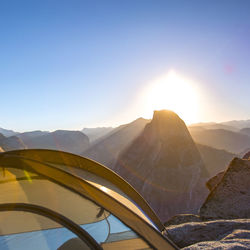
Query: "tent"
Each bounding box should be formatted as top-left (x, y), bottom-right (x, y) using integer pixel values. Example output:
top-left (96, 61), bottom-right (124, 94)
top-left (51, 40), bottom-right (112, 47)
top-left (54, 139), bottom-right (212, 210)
top-left (0, 149), bottom-right (178, 250)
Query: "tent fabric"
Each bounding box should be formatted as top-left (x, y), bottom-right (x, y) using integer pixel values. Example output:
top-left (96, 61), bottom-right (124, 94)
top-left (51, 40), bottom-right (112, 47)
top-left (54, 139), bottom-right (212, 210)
top-left (4, 149), bottom-right (164, 231)
top-left (0, 150), bottom-right (177, 250)
top-left (0, 171), bottom-right (108, 232)
top-left (49, 163), bottom-right (153, 226)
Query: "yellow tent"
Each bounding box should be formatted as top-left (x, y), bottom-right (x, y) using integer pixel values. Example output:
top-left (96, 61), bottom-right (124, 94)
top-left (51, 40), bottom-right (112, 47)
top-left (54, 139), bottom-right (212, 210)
top-left (0, 149), bottom-right (177, 250)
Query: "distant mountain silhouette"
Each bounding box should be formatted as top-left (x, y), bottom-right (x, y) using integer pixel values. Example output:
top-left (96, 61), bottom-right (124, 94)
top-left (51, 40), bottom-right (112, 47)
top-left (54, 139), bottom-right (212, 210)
top-left (0, 128), bottom-right (18, 137)
top-left (82, 118), bottom-right (150, 167)
top-left (196, 144), bottom-right (237, 177)
top-left (113, 110), bottom-right (208, 222)
top-left (82, 127), bottom-right (114, 142)
top-left (0, 133), bottom-right (26, 151)
top-left (16, 131), bottom-right (50, 145)
top-left (189, 119), bottom-right (250, 131)
top-left (189, 128), bottom-right (250, 154)
top-left (24, 130), bottom-right (89, 155)
top-left (221, 120), bottom-right (250, 130)
top-left (189, 122), bottom-right (237, 132)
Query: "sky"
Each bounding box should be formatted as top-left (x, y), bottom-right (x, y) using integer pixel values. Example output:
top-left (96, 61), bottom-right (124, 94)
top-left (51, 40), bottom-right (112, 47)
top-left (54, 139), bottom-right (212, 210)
top-left (1, 0), bottom-right (250, 132)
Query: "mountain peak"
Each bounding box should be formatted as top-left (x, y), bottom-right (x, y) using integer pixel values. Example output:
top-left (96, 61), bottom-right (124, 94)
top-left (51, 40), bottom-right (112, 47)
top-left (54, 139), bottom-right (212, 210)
top-left (114, 110), bottom-right (208, 221)
top-left (146, 110), bottom-right (190, 140)
top-left (152, 109), bottom-right (181, 120)
top-left (151, 110), bottom-right (185, 127)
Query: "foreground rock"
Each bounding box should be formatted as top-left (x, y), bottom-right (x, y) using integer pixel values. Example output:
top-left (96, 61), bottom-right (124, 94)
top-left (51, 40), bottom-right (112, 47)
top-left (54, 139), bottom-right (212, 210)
top-left (114, 110), bottom-right (208, 222)
top-left (184, 235), bottom-right (250, 249)
top-left (206, 152), bottom-right (250, 191)
top-left (206, 171), bottom-right (224, 191)
top-left (166, 219), bottom-right (250, 248)
top-left (200, 158), bottom-right (250, 219)
top-left (164, 214), bottom-right (202, 227)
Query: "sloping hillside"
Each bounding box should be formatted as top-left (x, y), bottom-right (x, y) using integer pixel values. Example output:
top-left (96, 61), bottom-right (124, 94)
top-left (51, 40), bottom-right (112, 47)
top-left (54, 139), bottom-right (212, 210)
top-left (82, 127), bottom-right (114, 142)
top-left (82, 118), bottom-right (150, 167)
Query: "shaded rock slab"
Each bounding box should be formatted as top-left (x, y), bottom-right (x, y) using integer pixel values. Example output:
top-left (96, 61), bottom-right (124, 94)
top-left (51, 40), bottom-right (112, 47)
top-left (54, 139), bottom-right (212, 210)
top-left (183, 229), bottom-right (250, 249)
top-left (164, 214), bottom-right (202, 227)
top-left (166, 219), bottom-right (250, 248)
top-left (183, 239), bottom-right (250, 250)
top-left (200, 158), bottom-right (250, 220)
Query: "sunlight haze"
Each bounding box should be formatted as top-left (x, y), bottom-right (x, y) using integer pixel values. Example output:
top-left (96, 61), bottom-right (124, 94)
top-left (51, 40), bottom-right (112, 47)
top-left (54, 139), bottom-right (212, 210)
top-left (141, 71), bottom-right (199, 124)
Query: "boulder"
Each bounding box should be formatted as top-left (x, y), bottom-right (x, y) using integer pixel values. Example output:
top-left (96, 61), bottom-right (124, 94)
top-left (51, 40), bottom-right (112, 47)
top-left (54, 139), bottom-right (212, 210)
top-left (200, 158), bottom-right (250, 220)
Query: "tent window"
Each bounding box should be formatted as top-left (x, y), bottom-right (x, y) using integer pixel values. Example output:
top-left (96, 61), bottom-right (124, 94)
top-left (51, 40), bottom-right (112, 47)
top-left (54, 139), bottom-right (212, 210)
top-left (0, 209), bottom-right (95, 250)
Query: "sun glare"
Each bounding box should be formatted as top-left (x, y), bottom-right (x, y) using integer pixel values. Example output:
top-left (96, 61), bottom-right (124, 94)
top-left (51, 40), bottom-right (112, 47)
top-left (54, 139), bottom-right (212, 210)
top-left (142, 71), bottom-right (199, 124)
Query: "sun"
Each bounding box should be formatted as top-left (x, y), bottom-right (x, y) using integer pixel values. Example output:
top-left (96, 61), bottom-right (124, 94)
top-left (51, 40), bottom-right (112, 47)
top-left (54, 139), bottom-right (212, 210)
top-left (141, 71), bottom-right (199, 124)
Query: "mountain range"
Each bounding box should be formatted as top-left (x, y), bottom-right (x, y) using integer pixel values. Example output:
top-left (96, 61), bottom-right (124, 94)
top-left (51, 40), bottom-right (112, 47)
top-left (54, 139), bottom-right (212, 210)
top-left (189, 127), bottom-right (250, 154)
top-left (0, 130), bottom-right (89, 155)
top-left (1, 112), bottom-right (250, 222)
top-left (1, 116), bottom-right (249, 176)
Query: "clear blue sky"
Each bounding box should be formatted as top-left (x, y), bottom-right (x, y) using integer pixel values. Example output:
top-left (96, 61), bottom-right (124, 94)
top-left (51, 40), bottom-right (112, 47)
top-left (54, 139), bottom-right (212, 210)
top-left (1, 0), bottom-right (250, 132)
